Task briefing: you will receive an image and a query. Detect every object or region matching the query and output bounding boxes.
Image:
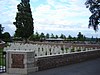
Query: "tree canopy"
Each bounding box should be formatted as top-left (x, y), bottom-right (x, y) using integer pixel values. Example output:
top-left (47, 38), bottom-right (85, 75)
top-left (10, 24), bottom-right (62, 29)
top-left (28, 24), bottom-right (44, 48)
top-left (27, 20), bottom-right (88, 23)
top-left (85, 0), bottom-right (100, 31)
top-left (77, 32), bottom-right (86, 41)
top-left (13, 0), bottom-right (34, 41)
top-left (60, 34), bottom-right (66, 39)
top-left (0, 24), bottom-right (4, 39)
top-left (2, 32), bottom-right (11, 42)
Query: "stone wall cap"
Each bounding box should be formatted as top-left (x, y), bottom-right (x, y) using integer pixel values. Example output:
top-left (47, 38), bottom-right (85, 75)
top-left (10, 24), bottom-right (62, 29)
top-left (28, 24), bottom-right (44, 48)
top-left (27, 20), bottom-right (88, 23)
top-left (5, 50), bottom-right (35, 52)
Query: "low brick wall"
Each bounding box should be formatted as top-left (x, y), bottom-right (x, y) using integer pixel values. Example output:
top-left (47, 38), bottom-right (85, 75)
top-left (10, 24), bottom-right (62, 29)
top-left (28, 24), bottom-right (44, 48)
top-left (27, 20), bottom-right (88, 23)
top-left (36, 50), bottom-right (100, 71)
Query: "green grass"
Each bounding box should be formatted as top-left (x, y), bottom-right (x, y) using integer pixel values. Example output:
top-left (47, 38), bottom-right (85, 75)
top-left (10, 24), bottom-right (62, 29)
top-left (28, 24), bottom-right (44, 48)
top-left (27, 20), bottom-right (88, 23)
top-left (0, 48), bottom-right (6, 66)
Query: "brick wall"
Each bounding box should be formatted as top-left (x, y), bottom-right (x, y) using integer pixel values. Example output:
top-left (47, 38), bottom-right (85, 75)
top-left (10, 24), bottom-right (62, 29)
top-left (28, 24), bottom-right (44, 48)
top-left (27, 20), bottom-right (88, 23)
top-left (36, 50), bottom-right (100, 71)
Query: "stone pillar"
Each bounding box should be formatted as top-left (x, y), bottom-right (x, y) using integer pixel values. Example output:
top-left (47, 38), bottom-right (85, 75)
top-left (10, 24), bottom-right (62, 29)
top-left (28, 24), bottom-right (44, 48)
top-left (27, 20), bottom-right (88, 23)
top-left (6, 50), bottom-right (38, 75)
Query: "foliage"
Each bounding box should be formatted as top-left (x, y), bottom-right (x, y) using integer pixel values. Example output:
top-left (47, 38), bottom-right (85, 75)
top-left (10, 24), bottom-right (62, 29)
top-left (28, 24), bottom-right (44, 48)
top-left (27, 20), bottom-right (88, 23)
top-left (13, 0), bottom-right (34, 41)
top-left (73, 37), bottom-right (77, 41)
top-left (27, 32), bottom-right (97, 42)
top-left (71, 48), bottom-right (75, 52)
top-left (51, 33), bottom-right (55, 38)
top-left (67, 35), bottom-right (73, 41)
top-left (29, 32), bottom-right (40, 41)
top-left (85, 0), bottom-right (100, 31)
top-left (2, 32), bottom-right (11, 42)
top-left (60, 34), bottom-right (66, 39)
top-left (40, 33), bottom-right (45, 40)
top-left (20, 30), bottom-right (97, 42)
top-left (0, 48), bottom-right (5, 66)
top-left (65, 48), bottom-right (69, 52)
top-left (46, 33), bottom-right (50, 39)
top-left (55, 35), bottom-right (58, 38)
top-left (77, 32), bottom-right (86, 41)
top-left (35, 32), bottom-right (40, 40)
top-left (0, 24), bottom-right (11, 42)
top-left (0, 48), bottom-right (3, 52)
top-left (0, 24), bottom-right (4, 39)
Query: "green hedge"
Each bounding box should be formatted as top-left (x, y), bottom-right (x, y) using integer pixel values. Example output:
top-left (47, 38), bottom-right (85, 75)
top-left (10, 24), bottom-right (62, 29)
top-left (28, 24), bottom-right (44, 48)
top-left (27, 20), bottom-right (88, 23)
top-left (0, 48), bottom-right (6, 66)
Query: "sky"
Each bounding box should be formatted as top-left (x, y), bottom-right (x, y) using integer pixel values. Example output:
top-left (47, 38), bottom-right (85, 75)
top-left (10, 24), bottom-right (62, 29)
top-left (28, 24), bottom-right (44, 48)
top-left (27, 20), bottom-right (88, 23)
top-left (0, 0), bottom-right (100, 38)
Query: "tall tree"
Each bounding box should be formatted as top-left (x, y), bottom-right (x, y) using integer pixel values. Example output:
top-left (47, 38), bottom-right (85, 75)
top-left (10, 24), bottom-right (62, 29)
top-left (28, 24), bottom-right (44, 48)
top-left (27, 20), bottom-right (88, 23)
top-left (46, 33), bottom-right (49, 39)
top-left (85, 0), bottom-right (100, 31)
top-left (77, 32), bottom-right (85, 41)
top-left (13, 0), bottom-right (34, 42)
top-left (35, 32), bottom-right (40, 40)
top-left (0, 24), bottom-right (4, 39)
top-left (55, 35), bottom-right (58, 39)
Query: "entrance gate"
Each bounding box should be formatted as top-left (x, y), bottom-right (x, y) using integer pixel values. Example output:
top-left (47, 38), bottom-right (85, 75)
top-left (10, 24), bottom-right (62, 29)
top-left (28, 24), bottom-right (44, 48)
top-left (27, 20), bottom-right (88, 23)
top-left (0, 49), bottom-right (6, 73)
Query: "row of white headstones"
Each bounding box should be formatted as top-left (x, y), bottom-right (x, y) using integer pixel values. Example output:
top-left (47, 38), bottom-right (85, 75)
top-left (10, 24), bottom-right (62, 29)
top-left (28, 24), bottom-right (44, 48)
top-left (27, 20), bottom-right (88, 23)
top-left (4, 43), bottom-right (97, 57)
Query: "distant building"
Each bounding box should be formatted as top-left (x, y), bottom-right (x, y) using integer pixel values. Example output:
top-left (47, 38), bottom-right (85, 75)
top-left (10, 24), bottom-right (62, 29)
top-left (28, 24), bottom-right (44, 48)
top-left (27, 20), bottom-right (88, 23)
top-left (45, 38), bottom-right (64, 43)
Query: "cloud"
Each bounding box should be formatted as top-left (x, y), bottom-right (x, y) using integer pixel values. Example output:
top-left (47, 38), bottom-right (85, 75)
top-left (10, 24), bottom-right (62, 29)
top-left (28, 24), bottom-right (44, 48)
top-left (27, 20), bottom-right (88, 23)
top-left (0, 0), bottom-right (100, 37)
top-left (0, 0), bottom-right (19, 35)
top-left (33, 0), bottom-right (100, 37)
top-left (33, 0), bottom-right (90, 28)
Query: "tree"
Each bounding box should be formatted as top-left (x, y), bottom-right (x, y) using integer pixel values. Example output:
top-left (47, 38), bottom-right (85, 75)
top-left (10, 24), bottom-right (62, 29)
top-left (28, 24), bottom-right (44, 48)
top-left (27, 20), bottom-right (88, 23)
top-left (91, 36), bottom-right (95, 41)
top-left (29, 32), bottom-right (40, 41)
top-left (13, 0), bottom-right (34, 42)
top-left (68, 35), bottom-right (72, 39)
top-left (73, 37), bottom-right (77, 41)
top-left (85, 0), bottom-right (100, 31)
top-left (46, 33), bottom-right (49, 39)
top-left (51, 33), bottom-right (55, 38)
top-left (0, 24), bottom-right (4, 39)
top-left (60, 34), bottom-right (66, 39)
top-left (40, 33), bottom-right (45, 40)
top-left (55, 35), bottom-right (58, 39)
top-left (35, 32), bottom-right (40, 40)
top-left (77, 32), bottom-right (86, 41)
top-left (2, 32), bottom-right (11, 42)
top-left (83, 36), bottom-right (86, 41)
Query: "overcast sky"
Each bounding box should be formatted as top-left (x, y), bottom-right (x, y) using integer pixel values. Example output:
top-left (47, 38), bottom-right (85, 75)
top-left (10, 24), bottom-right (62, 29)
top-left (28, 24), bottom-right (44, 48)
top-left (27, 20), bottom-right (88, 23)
top-left (0, 0), bottom-right (100, 37)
